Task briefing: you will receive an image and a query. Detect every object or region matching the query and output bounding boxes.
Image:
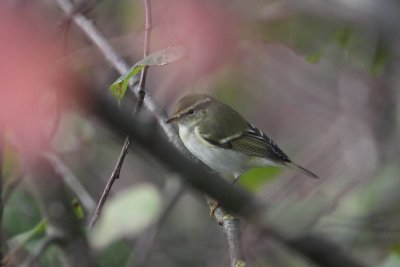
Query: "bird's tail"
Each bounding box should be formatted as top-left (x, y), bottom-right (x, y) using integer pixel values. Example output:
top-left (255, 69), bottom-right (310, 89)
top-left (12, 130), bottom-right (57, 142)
top-left (284, 162), bottom-right (319, 179)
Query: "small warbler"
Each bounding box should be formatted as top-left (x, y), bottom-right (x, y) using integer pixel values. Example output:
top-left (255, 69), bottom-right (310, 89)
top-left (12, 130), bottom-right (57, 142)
top-left (166, 94), bottom-right (318, 182)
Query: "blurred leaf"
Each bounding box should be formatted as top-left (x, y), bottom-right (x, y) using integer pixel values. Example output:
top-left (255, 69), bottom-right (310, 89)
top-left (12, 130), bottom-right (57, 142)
top-left (370, 40), bottom-right (390, 76)
top-left (5, 219), bottom-right (47, 265)
top-left (40, 245), bottom-right (63, 267)
top-left (71, 198), bottom-right (84, 220)
top-left (335, 26), bottom-right (353, 48)
top-left (110, 46), bottom-right (185, 100)
top-left (90, 184), bottom-right (161, 248)
top-left (8, 219), bottom-right (47, 249)
top-left (379, 253), bottom-right (400, 267)
top-left (239, 167), bottom-right (281, 192)
top-left (258, 17), bottom-right (337, 55)
top-left (98, 241), bottom-right (132, 267)
top-left (306, 51), bottom-right (322, 64)
top-left (3, 188), bottom-right (42, 237)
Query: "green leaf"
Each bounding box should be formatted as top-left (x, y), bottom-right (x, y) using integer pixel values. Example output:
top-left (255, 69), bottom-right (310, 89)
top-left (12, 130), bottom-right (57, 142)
top-left (3, 188), bottom-right (42, 237)
top-left (110, 46), bottom-right (185, 101)
top-left (71, 198), bottom-right (84, 220)
top-left (89, 184), bottom-right (161, 249)
top-left (370, 41), bottom-right (390, 76)
top-left (239, 167), bottom-right (281, 192)
top-left (335, 26), bottom-right (353, 48)
top-left (306, 51), bottom-right (322, 64)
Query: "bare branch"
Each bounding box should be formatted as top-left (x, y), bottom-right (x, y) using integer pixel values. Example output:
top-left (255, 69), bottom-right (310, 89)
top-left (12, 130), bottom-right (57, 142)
top-left (89, 138), bottom-right (130, 228)
top-left (208, 199), bottom-right (246, 267)
top-left (86, 0), bottom-right (153, 228)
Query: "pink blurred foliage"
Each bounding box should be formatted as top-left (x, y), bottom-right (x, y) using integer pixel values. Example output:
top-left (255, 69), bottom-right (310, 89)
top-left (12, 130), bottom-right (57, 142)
top-left (0, 7), bottom-right (73, 158)
top-left (151, 0), bottom-right (240, 96)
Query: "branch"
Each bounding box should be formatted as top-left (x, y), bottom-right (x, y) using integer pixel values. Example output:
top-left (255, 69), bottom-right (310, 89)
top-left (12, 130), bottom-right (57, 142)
top-left (84, 0), bottom-right (152, 228)
top-left (89, 138), bottom-right (130, 227)
top-left (208, 199), bottom-right (246, 267)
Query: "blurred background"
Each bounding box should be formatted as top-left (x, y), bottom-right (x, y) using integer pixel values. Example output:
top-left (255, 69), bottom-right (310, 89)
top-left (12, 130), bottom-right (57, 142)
top-left (1, 0), bottom-right (400, 266)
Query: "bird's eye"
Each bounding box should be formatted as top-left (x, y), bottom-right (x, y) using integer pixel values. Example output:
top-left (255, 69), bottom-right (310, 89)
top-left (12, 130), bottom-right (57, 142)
top-left (188, 109), bottom-right (195, 115)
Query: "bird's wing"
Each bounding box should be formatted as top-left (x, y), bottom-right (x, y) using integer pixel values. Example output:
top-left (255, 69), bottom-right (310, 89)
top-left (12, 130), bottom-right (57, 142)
top-left (229, 124), bottom-right (290, 163)
top-left (198, 104), bottom-right (291, 163)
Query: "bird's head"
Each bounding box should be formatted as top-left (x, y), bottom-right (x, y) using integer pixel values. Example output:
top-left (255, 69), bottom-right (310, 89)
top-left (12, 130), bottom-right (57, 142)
top-left (166, 94), bottom-right (213, 128)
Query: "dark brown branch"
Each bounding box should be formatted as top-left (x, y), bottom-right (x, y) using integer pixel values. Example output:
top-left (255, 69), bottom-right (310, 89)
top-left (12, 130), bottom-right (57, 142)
top-left (89, 138), bottom-right (130, 228)
top-left (136, 0), bottom-right (152, 113)
top-left (88, 0), bottom-right (153, 228)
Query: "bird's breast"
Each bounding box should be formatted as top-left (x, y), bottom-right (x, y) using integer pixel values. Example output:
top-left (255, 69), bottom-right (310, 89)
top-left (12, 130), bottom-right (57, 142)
top-left (178, 126), bottom-right (250, 179)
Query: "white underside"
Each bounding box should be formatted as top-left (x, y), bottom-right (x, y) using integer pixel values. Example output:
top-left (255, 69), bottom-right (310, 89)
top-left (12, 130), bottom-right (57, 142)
top-left (179, 125), bottom-right (278, 180)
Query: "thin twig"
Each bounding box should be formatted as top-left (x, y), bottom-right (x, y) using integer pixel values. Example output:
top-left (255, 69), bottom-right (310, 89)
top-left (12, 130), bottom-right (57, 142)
top-left (88, 0), bottom-right (153, 228)
top-left (135, 0), bottom-right (152, 113)
top-left (89, 138), bottom-right (130, 227)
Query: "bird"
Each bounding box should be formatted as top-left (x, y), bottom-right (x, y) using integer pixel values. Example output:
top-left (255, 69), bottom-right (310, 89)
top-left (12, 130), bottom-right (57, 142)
top-left (166, 94), bottom-right (318, 183)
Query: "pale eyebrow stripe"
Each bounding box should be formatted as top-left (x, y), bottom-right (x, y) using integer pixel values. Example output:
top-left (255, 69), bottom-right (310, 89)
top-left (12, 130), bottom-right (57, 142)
top-left (180, 97), bottom-right (211, 114)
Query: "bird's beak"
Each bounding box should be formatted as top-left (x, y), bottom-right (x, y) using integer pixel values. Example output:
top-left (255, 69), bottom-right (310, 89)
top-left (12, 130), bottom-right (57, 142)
top-left (166, 114), bottom-right (179, 124)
